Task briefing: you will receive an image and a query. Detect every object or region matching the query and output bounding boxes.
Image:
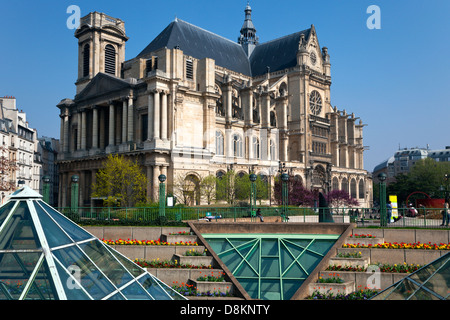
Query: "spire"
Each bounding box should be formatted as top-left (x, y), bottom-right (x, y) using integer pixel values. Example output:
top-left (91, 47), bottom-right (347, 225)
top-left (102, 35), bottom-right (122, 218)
top-left (238, 1), bottom-right (258, 56)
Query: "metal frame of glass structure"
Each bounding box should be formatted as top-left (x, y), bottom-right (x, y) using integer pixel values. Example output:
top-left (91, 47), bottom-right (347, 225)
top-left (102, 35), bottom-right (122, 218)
top-left (0, 186), bottom-right (186, 300)
top-left (371, 252), bottom-right (449, 300)
top-left (203, 233), bottom-right (339, 300)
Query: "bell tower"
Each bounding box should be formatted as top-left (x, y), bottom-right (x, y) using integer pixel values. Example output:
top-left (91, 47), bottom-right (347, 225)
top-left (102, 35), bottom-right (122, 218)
top-left (74, 12), bottom-right (129, 94)
top-left (238, 2), bottom-right (259, 57)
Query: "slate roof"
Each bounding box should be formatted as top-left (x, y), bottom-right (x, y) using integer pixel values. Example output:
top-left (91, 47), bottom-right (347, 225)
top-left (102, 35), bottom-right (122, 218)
top-left (249, 29), bottom-right (310, 77)
top-left (136, 18), bottom-right (311, 78)
top-left (137, 19), bottom-right (252, 76)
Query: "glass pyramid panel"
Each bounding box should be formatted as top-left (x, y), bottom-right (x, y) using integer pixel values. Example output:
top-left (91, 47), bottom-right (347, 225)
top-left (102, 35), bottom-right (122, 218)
top-left (120, 281), bottom-right (151, 300)
top-left (203, 234), bottom-right (338, 300)
top-left (23, 258), bottom-right (58, 300)
top-left (372, 253), bottom-right (450, 300)
top-left (0, 252), bottom-right (41, 299)
top-left (33, 202), bottom-right (73, 248)
top-left (0, 201), bottom-right (17, 229)
top-left (36, 201), bottom-right (93, 243)
top-left (78, 240), bottom-right (133, 288)
top-left (0, 201), bottom-right (41, 251)
top-left (53, 260), bottom-right (92, 300)
top-left (52, 244), bottom-right (117, 300)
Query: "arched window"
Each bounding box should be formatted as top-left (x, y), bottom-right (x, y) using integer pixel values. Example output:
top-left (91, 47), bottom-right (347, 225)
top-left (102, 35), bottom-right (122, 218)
top-left (83, 44), bottom-right (90, 77)
top-left (358, 179), bottom-right (365, 199)
top-left (350, 178), bottom-right (357, 199)
top-left (309, 90), bottom-right (322, 115)
top-left (341, 178), bottom-right (348, 193)
top-left (233, 134), bottom-right (243, 158)
top-left (252, 136), bottom-right (260, 159)
top-left (332, 177), bottom-right (339, 191)
top-left (105, 44), bottom-right (116, 75)
top-left (270, 139), bottom-right (276, 160)
top-left (215, 131), bottom-right (224, 156)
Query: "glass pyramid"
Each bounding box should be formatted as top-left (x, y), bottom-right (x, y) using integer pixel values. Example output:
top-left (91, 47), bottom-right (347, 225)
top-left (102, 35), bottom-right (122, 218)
top-left (0, 186), bottom-right (186, 300)
top-left (371, 252), bottom-right (449, 300)
top-left (203, 233), bottom-right (339, 300)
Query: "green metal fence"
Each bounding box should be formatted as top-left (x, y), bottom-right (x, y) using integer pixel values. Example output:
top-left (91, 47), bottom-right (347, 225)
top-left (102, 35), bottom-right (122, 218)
top-left (56, 206), bottom-right (450, 228)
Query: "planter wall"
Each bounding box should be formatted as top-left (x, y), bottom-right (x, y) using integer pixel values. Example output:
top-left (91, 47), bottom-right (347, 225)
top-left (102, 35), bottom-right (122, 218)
top-left (110, 245), bottom-right (204, 260)
top-left (309, 281), bottom-right (355, 296)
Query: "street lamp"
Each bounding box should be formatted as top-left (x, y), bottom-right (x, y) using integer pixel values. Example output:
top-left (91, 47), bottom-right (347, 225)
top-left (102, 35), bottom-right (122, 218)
top-left (279, 161), bottom-right (289, 221)
top-left (42, 175), bottom-right (51, 204)
top-left (158, 174), bottom-right (166, 217)
top-left (71, 175), bottom-right (79, 213)
top-left (378, 172), bottom-right (387, 226)
top-left (249, 173), bottom-right (257, 219)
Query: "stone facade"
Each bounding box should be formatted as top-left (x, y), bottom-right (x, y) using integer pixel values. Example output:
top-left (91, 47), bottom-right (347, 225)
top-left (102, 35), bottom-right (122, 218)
top-left (57, 6), bottom-right (371, 208)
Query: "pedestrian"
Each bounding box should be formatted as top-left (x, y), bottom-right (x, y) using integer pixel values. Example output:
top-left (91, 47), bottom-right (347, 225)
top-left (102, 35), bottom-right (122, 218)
top-left (386, 200), bottom-right (392, 224)
top-left (441, 201), bottom-right (449, 227)
top-left (256, 208), bottom-right (264, 222)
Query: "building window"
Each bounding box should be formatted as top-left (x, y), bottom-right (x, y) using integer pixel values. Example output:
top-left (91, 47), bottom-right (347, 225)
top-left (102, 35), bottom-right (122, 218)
top-left (270, 139), bottom-right (276, 160)
top-left (233, 134), bottom-right (243, 158)
top-left (332, 177), bottom-right (339, 190)
top-left (358, 179), bottom-right (365, 199)
top-left (105, 44), bottom-right (116, 75)
top-left (141, 114), bottom-right (148, 141)
top-left (186, 59), bottom-right (193, 80)
top-left (83, 44), bottom-right (90, 77)
top-left (350, 179), bottom-right (357, 199)
top-left (252, 137), bottom-right (260, 159)
top-left (216, 131), bottom-right (224, 156)
top-left (309, 90), bottom-right (322, 115)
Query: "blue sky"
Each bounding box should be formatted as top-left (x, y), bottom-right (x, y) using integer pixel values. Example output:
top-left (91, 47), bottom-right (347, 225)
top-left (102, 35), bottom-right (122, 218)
top-left (0, 0), bottom-right (449, 172)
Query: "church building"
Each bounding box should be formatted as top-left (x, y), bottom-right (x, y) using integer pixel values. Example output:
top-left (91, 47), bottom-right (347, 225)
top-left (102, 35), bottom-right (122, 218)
top-left (56, 4), bottom-right (371, 207)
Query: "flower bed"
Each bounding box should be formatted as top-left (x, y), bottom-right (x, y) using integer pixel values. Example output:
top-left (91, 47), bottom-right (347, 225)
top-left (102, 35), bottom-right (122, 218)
top-left (349, 234), bottom-right (376, 238)
top-left (102, 238), bottom-right (199, 246)
top-left (134, 258), bottom-right (212, 269)
top-left (308, 287), bottom-right (380, 300)
top-left (171, 282), bottom-right (232, 297)
top-left (326, 262), bottom-right (422, 273)
top-left (196, 271), bottom-right (226, 282)
top-left (343, 241), bottom-right (450, 250)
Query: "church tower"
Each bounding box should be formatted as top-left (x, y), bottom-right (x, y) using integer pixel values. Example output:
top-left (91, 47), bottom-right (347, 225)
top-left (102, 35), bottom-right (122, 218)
top-left (238, 2), bottom-right (259, 57)
top-left (74, 12), bottom-right (129, 94)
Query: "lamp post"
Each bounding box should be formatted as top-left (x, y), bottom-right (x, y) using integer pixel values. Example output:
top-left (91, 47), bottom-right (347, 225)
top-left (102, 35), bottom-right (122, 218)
top-left (71, 175), bottom-right (79, 213)
top-left (249, 173), bottom-right (257, 218)
top-left (279, 161), bottom-right (289, 220)
top-left (378, 172), bottom-right (387, 227)
top-left (42, 175), bottom-right (51, 204)
top-left (158, 174), bottom-right (166, 217)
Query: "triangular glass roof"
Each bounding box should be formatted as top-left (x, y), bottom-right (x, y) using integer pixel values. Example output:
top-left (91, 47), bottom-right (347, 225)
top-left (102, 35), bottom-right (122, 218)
top-left (371, 252), bottom-right (449, 300)
top-left (0, 186), bottom-right (186, 300)
top-left (203, 233), bottom-right (339, 300)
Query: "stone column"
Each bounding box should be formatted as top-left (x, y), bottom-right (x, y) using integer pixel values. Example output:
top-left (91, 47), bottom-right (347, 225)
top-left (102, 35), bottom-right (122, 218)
top-left (161, 91), bottom-right (168, 140)
top-left (225, 84), bottom-right (232, 123)
top-left (122, 99), bottom-right (128, 144)
top-left (92, 107), bottom-right (99, 149)
top-left (99, 108), bottom-right (105, 149)
top-left (77, 112), bottom-right (82, 150)
top-left (153, 90), bottom-right (160, 140)
top-left (261, 92), bottom-right (271, 128)
top-left (63, 114), bottom-right (69, 153)
top-left (147, 92), bottom-right (154, 141)
top-left (81, 110), bottom-right (87, 150)
top-left (127, 96), bottom-right (134, 142)
top-left (108, 103), bottom-right (115, 147)
top-left (152, 165), bottom-right (160, 201)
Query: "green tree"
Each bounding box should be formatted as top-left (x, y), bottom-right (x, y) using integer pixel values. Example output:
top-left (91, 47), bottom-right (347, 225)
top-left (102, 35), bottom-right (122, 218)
top-left (92, 154), bottom-right (147, 207)
top-left (200, 174), bottom-right (217, 205)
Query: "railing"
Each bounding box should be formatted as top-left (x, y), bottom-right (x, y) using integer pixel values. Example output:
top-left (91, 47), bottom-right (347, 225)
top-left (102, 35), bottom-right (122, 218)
top-left (56, 206), bottom-right (450, 229)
